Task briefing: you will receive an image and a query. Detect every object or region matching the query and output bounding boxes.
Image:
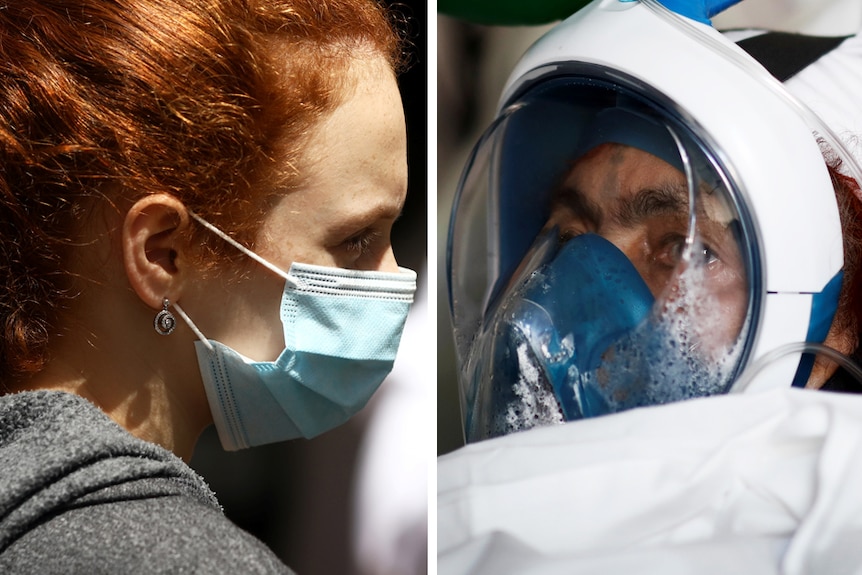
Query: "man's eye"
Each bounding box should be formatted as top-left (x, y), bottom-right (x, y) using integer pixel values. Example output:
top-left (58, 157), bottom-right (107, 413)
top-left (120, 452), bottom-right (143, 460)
top-left (554, 225), bottom-right (589, 245)
top-left (661, 235), bottom-right (719, 268)
top-left (699, 245), bottom-right (720, 267)
top-left (650, 234), bottom-right (682, 267)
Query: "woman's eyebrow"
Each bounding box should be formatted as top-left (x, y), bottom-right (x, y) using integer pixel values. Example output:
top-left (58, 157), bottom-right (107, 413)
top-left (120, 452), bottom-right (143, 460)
top-left (329, 198), bottom-right (405, 236)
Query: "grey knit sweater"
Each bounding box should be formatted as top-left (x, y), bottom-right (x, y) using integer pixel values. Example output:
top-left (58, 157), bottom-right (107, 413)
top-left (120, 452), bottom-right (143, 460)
top-left (0, 390), bottom-right (294, 574)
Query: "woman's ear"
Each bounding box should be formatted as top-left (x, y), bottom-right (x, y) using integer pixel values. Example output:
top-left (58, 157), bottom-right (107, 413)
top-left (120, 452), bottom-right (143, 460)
top-left (122, 193), bottom-right (190, 310)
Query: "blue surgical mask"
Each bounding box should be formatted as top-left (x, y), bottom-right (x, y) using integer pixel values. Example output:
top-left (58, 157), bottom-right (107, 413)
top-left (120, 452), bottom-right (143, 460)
top-left (174, 214), bottom-right (416, 451)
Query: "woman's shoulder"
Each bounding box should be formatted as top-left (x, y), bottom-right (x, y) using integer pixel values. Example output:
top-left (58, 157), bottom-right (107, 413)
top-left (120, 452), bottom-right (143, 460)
top-left (0, 390), bottom-right (294, 574)
top-left (1, 489), bottom-right (294, 574)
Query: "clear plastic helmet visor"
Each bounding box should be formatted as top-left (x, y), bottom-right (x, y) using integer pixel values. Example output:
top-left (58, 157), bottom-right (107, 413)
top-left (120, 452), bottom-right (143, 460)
top-left (448, 67), bottom-right (760, 442)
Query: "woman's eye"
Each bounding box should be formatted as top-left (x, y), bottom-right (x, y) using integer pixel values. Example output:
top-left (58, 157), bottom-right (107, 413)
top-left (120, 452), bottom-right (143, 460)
top-left (344, 230), bottom-right (381, 255)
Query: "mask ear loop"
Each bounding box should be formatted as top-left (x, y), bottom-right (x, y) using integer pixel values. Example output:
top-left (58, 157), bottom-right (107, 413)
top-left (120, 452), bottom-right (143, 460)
top-left (730, 342), bottom-right (862, 393)
top-left (170, 211), bottom-right (303, 353)
top-left (171, 302), bottom-right (215, 352)
top-left (187, 211), bottom-right (300, 289)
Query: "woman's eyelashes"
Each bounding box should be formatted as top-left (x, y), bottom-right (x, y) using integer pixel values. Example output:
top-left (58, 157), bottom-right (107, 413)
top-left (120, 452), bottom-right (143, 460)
top-left (344, 228), bottom-right (383, 256)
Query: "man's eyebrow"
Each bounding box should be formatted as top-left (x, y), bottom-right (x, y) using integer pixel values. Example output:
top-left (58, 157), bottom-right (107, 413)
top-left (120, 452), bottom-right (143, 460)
top-left (614, 184), bottom-right (690, 226)
top-left (550, 183), bottom-right (604, 229)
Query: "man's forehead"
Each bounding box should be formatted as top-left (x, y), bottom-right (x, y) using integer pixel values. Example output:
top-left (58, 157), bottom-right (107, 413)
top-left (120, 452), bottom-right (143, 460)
top-left (562, 144), bottom-right (686, 201)
top-left (556, 145), bottom-right (735, 228)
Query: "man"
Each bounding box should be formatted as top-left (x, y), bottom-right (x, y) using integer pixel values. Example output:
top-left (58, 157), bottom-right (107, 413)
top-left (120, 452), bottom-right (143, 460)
top-left (439, 1), bottom-right (862, 572)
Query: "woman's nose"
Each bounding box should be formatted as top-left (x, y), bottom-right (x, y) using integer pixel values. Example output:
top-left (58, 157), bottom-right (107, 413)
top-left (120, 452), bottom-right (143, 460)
top-left (377, 246), bottom-right (400, 272)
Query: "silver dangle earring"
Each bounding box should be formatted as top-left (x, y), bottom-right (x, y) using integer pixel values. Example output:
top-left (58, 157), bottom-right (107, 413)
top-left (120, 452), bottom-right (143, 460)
top-left (154, 298), bottom-right (176, 336)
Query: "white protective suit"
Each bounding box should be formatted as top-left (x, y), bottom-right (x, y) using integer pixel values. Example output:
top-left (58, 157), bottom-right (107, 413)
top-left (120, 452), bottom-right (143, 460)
top-left (438, 388), bottom-right (862, 574)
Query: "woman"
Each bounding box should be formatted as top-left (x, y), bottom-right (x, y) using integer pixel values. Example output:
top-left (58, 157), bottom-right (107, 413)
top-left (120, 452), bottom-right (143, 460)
top-left (0, 0), bottom-right (416, 572)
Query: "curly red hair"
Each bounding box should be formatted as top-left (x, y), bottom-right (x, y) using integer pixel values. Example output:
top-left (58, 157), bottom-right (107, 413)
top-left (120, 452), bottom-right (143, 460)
top-left (0, 0), bottom-right (403, 379)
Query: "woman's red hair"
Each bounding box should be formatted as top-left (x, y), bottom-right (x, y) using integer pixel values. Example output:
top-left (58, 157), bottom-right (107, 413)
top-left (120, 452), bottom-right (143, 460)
top-left (0, 0), bottom-right (403, 380)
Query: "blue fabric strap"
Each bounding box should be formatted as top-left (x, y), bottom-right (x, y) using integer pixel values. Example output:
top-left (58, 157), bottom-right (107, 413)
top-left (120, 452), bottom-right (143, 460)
top-left (656, 0), bottom-right (741, 25)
